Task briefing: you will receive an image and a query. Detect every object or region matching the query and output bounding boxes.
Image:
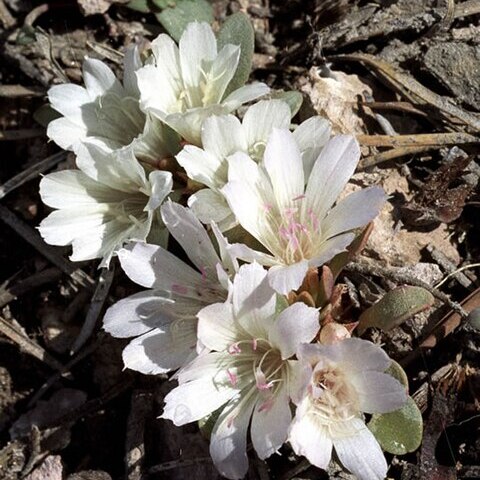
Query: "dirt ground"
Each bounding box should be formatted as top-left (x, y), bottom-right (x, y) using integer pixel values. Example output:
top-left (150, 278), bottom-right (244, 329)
top-left (0, 0), bottom-right (479, 479)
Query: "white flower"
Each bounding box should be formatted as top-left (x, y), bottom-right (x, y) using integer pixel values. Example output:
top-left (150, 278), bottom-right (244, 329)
top-left (289, 338), bottom-right (408, 480)
top-left (161, 262), bottom-right (320, 479)
top-left (177, 99), bottom-right (331, 231)
top-left (47, 47), bottom-right (178, 164)
top-left (103, 201), bottom-right (238, 374)
top-left (136, 22), bottom-right (270, 145)
top-left (39, 144), bottom-right (172, 266)
top-left (222, 129), bottom-right (387, 294)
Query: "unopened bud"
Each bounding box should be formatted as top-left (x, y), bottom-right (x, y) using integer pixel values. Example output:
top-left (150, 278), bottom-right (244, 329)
top-left (319, 322), bottom-right (351, 345)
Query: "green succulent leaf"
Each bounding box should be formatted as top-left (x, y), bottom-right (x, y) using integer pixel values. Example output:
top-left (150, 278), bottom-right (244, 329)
top-left (217, 12), bottom-right (254, 95)
top-left (156, 0), bottom-right (214, 42)
top-left (270, 90), bottom-right (304, 117)
top-left (385, 360), bottom-right (409, 389)
top-left (275, 294), bottom-right (290, 315)
top-left (358, 286), bottom-right (435, 334)
top-left (198, 407), bottom-right (222, 439)
top-left (368, 396), bottom-right (423, 455)
top-left (34, 104), bottom-right (61, 127)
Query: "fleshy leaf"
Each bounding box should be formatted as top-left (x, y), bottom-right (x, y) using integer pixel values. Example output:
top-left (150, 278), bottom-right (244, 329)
top-left (270, 90), bottom-right (303, 117)
top-left (368, 396), bottom-right (423, 455)
top-left (217, 12), bottom-right (254, 96)
top-left (198, 407), bottom-right (222, 440)
top-left (385, 360), bottom-right (409, 388)
top-left (358, 286), bottom-right (435, 334)
top-left (126, 0), bottom-right (152, 13)
top-left (156, 0), bottom-right (214, 42)
top-left (275, 294), bottom-right (290, 315)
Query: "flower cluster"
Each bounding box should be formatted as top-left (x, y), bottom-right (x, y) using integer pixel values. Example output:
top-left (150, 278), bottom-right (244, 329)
top-left (39, 19), bottom-right (413, 480)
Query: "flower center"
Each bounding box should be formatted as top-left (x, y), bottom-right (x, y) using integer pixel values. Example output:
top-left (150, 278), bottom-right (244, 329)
top-left (264, 196), bottom-right (321, 264)
top-left (308, 364), bottom-right (359, 435)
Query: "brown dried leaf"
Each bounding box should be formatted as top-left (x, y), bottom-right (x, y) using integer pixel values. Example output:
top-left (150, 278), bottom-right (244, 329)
top-left (402, 155), bottom-right (475, 226)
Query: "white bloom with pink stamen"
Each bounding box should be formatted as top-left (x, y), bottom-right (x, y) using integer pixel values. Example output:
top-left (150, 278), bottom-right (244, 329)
top-left (289, 338), bottom-right (408, 480)
top-left (176, 99), bottom-right (331, 231)
top-left (161, 262), bottom-right (320, 479)
top-left (222, 129), bottom-right (387, 294)
top-left (103, 201), bottom-right (238, 375)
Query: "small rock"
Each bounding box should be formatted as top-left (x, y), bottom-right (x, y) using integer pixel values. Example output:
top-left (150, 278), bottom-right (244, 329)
top-left (396, 263), bottom-right (443, 287)
top-left (24, 455), bottom-right (63, 480)
top-left (423, 42), bottom-right (480, 109)
top-left (67, 472), bottom-right (112, 480)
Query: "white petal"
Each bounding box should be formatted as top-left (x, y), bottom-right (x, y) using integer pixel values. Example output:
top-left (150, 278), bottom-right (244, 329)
top-left (222, 152), bottom-right (274, 242)
top-left (349, 371), bottom-right (407, 414)
top-left (197, 302), bottom-right (237, 352)
top-left (202, 44), bottom-right (240, 105)
top-left (222, 83), bottom-right (270, 111)
top-left (211, 222), bottom-right (239, 275)
top-left (243, 100), bottom-right (292, 148)
top-left (298, 338), bottom-right (391, 373)
top-left (232, 263), bottom-right (276, 338)
top-left (123, 45), bottom-right (142, 96)
top-left (39, 206), bottom-right (106, 247)
top-left (136, 63), bottom-right (180, 114)
top-left (145, 170), bottom-right (173, 211)
top-left (267, 260), bottom-right (309, 295)
top-left (179, 22), bottom-right (217, 95)
top-left (47, 117), bottom-right (86, 151)
top-left (103, 291), bottom-right (174, 338)
top-left (118, 242), bottom-right (201, 290)
top-left (201, 114), bottom-right (247, 161)
top-left (176, 351), bottom-right (237, 384)
top-left (83, 57), bottom-right (123, 99)
top-left (210, 395), bottom-right (257, 480)
top-left (292, 116), bottom-right (331, 179)
top-left (227, 243), bottom-right (277, 267)
top-left (161, 201), bottom-right (221, 277)
top-left (268, 303), bottom-right (319, 359)
top-left (322, 187), bottom-right (386, 239)
top-left (76, 143), bottom-right (146, 191)
top-left (188, 189), bottom-right (232, 225)
top-left (251, 385), bottom-right (291, 459)
top-left (306, 135), bottom-right (360, 218)
top-left (39, 170), bottom-right (113, 209)
top-left (263, 129), bottom-right (304, 210)
top-left (48, 84), bottom-right (92, 121)
top-left (333, 418), bottom-right (387, 480)
top-left (288, 360), bottom-right (313, 405)
top-left (176, 144), bottom-right (226, 189)
top-left (308, 232), bottom-right (355, 268)
top-left (288, 408), bottom-right (333, 470)
top-left (122, 324), bottom-right (196, 374)
top-left (162, 104), bottom-right (227, 145)
top-left (162, 375), bottom-right (239, 425)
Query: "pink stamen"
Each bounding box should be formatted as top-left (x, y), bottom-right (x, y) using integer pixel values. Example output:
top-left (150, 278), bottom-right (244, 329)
top-left (252, 338), bottom-right (258, 351)
top-left (200, 266), bottom-right (207, 282)
top-left (227, 415), bottom-right (235, 428)
top-left (228, 343), bottom-right (242, 355)
top-left (255, 368), bottom-right (273, 391)
top-left (292, 194), bottom-right (306, 201)
top-left (263, 203), bottom-right (273, 212)
top-left (227, 369), bottom-right (237, 386)
top-left (171, 284), bottom-right (188, 295)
